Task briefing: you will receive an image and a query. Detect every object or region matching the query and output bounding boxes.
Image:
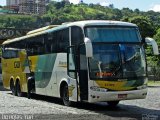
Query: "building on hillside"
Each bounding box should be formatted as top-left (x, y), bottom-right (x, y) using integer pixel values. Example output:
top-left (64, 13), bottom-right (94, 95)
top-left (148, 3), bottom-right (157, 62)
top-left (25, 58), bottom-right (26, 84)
top-left (19, 0), bottom-right (46, 15)
top-left (6, 0), bottom-right (19, 13)
top-left (6, 0), bottom-right (19, 6)
top-left (6, 0), bottom-right (47, 15)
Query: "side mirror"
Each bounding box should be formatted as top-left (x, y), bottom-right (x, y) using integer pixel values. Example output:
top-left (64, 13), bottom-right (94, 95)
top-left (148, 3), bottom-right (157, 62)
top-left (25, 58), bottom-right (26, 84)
top-left (145, 37), bottom-right (159, 55)
top-left (84, 37), bottom-right (93, 57)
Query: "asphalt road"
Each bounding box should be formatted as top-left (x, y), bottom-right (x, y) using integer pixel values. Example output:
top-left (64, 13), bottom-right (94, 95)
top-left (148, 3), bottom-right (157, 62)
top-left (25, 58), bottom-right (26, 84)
top-left (0, 85), bottom-right (160, 120)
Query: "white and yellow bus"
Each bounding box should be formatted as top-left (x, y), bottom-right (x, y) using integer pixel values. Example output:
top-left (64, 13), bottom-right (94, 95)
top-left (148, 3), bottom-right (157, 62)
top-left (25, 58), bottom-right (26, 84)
top-left (1, 20), bottom-right (159, 106)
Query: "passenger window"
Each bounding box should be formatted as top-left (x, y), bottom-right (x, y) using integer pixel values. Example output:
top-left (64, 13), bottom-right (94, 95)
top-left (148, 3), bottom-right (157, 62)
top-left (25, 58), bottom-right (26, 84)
top-left (2, 48), bottom-right (18, 59)
top-left (57, 28), bottom-right (69, 52)
top-left (46, 28), bottom-right (69, 53)
top-left (27, 35), bottom-right (45, 56)
top-left (46, 33), bottom-right (57, 53)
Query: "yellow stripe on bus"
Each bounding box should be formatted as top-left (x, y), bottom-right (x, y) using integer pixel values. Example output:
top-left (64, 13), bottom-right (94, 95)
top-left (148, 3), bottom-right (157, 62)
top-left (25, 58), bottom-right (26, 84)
top-left (95, 80), bottom-right (135, 91)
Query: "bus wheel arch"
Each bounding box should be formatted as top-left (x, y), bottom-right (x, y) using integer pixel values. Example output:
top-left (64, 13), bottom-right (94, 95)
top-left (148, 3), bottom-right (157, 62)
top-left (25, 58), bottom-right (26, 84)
top-left (10, 78), bottom-right (16, 96)
top-left (60, 81), bottom-right (72, 106)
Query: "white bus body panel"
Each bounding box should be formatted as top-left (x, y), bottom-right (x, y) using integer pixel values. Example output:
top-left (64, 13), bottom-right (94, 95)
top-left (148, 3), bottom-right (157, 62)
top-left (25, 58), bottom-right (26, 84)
top-left (89, 88), bottom-right (147, 103)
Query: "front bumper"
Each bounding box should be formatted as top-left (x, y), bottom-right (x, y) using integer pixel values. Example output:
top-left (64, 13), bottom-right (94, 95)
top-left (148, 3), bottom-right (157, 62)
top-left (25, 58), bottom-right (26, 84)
top-left (88, 88), bottom-right (147, 103)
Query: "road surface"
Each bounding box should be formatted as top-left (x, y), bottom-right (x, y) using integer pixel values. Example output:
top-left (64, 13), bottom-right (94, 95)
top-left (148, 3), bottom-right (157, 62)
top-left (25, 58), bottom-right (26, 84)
top-left (0, 86), bottom-right (159, 120)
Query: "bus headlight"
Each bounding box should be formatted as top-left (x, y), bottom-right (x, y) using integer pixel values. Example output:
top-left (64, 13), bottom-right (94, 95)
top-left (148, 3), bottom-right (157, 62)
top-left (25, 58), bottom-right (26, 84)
top-left (90, 86), bottom-right (108, 92)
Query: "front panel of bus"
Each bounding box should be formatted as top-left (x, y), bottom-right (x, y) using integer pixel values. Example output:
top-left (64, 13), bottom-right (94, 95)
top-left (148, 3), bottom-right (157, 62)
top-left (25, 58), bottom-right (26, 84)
top-left (84, 26), bottom-right (147, 102)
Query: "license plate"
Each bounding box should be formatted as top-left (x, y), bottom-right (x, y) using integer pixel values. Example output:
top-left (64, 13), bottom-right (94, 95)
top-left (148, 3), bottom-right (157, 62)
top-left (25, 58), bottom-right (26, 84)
top-left (118, 94), bottom-right (127, 99)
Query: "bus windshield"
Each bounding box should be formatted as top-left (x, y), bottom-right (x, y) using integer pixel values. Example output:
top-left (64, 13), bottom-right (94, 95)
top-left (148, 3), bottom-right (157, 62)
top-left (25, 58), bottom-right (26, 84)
top-left (89, 44), bottom-right (146, 79)
top-left (85, 26), bottom-right (146, 80)
top-left (85, 26), bottom-right (140, 42)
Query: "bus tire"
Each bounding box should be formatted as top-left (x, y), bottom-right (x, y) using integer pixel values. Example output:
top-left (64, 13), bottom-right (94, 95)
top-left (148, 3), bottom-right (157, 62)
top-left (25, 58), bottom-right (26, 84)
top-left (27, 76), bottom-right (34, 99)
top-left (27, 79), bottom-right (31, 99)
top-left (107, 101), bottom-right (119, 107)
top-left (16, 80), bottom-right (23, 97)
top-left (61, 84), bottom-right (72, 106)
top-left (10, 80), bottom-right (16, 96)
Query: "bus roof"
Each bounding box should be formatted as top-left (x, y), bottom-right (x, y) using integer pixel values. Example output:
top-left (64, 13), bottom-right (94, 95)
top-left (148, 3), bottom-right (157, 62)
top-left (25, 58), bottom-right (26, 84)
top-left (46, 20), bottom-right (137, 33)
top-left (27, 25), bottom-right (58, 35)
top-left (2, 20), bottom-right (137, 45)
top-left (66, 20), bottom-right (137, 27)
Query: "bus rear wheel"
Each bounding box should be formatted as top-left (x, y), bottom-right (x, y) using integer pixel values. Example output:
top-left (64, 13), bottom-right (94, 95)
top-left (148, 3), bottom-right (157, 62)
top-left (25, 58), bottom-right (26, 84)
top-left (16, 80), bottom-right (23, 97)
top-left (107, 101), bottom-right (119, 107)
top-left (10, 80), bottom-right (16, 96)
top-left (62, 84), bottom-right (72, 106)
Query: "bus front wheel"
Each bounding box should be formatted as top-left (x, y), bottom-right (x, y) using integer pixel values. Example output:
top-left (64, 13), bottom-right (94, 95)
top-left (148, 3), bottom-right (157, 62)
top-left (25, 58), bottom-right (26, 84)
top-left (107, 101), bottom-right (119, 107)
top-left (62, 84), bottom-right (72, 106)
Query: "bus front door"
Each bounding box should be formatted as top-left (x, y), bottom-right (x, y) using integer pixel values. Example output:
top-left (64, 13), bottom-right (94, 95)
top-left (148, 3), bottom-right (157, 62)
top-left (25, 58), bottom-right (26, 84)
top-left (67, 45), bottom-right (88, 102)
top-left (78, 45), bottom-right (88, 100)
top-left (67, 46), bottom-right (79, 102)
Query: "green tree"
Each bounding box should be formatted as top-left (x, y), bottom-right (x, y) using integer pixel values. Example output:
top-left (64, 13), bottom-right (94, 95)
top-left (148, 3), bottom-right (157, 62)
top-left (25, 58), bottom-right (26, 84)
top-left (146, 27), bottom-right (160, 81)
top-left (121, 8), bottom-right (133, 17)
top-left (154, 28), bottom-right (160, 46)
top-left (130, 16), bottom-right (156, 38)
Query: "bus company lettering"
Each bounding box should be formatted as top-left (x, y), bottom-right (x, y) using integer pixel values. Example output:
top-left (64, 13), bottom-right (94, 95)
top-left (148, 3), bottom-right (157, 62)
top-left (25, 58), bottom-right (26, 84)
top-left (59, 61), bottom-right (67, 67)
top-left (96, 72), bottom-right (113, 77)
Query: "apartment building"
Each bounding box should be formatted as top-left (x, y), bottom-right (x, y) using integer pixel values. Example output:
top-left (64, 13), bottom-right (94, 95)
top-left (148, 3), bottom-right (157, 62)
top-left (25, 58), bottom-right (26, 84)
top-left (6, 0), bottom-right (19, 6)
top-left (19, 0), bottom-right (46, 15)
top-left (6, 0), bottom-right (49, 15)
top-left (6, 0), bottom-right (19, 12)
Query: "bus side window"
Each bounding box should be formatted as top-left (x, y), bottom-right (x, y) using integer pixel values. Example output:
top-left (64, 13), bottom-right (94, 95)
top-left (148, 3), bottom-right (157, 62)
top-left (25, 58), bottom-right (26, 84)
top-left (46, 31), bottom-right (61, 54)
top-left (45, 33), bottom-right (52, 53)
top-left (26, 38), bottom-right (34, 56)
top-left (27, 35), bottom-right (45, 56)
top-left (71, 26), bottom-right (84, 46)
top-left (2, 49), bottom-right (18, 59)
top-left (2, 49), bottom-right (10, 59)
top-left (52, 32), bottom-right (58, 53)
top-left (46, 29), bottom-right (69, 54)
top-left (16, 40), bottom-right (27, 50)
top-left (57, 28), bottom-right (69, 53)
top-left (2, 43), bottom-right (20, 59)
top-left (36, 35), bottom-right (45, 55)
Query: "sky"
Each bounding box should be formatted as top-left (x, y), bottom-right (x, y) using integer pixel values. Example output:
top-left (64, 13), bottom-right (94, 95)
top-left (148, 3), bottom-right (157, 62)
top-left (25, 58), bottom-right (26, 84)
top-left (0, 0), bottom-right (160, 12)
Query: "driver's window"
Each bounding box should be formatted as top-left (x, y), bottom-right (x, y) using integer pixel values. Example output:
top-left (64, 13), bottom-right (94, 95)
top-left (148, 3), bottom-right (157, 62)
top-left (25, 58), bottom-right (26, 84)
top-left (71, 26), bottom-right (83, 46)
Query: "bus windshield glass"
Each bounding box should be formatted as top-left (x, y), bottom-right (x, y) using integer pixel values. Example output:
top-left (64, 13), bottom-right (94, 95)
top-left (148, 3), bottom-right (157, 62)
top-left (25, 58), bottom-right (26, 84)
top-left (89, 44), bottom-right (146, 79)
top-left (85, 26), bottom-right (146, 79)
top-left (85, 26), bottom-right (140, 42)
